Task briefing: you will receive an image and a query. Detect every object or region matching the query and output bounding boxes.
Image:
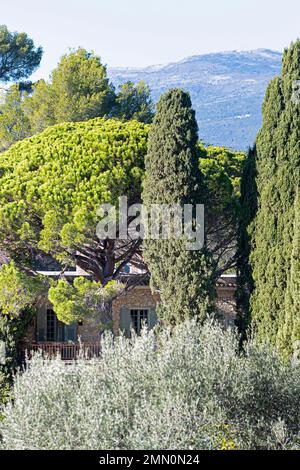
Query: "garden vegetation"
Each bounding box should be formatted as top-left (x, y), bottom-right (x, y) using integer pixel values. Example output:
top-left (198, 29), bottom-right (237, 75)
top-left (1, 320), bottom-right (300, 450)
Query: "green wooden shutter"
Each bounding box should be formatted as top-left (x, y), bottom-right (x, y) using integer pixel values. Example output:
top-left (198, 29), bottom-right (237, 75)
top-left (148, 308), bottom-right (157, 330)
top-left (64, 322), bottom-right (77, 343)
top-left (36, 307), bottom-right (47, 342)
top-left (56, 319), bottom-right (64, 342)
top-left (120, 306), bottom-right (131, 337)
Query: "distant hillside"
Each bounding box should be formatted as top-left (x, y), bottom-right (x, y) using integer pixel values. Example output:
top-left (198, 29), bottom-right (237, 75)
top-left (108, 49), bottom-right (282, 150)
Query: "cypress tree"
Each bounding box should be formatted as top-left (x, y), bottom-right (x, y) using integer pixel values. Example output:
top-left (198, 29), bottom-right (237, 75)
top-left (236, 145), bottom-right (258, 336)
top-left (142, 89), bottom-right (215, 326)
top-left (278, 188), bottom-right (300, 356)
top-left (249, 41), bottom-right (300, 350)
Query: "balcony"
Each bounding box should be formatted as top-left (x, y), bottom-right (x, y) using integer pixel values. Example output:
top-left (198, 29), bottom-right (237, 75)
top-left (21, 342), bottom-right (101, 361)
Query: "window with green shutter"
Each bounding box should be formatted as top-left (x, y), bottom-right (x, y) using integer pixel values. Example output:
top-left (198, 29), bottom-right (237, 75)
top-left (120, 306), bottom-right (157, 336)
top-left (37, 308), bottom-right (77, 343)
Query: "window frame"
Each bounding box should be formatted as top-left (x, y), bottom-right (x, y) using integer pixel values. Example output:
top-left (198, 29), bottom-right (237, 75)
top-left (130, 308), bottom-right (149, 334)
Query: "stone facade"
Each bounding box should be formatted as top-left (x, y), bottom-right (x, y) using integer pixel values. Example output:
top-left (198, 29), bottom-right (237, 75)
top-left (215, 277), bottom-right (237, 326)
top-left (112, 286), bottom-right (160, 334)
top-left (20, 319), bottom-right (36, 351)
top-left (21, 276), bottom-right (237, 350)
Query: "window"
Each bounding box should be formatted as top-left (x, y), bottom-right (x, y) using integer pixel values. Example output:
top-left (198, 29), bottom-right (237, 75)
top-left (120, 307), bottom-right (157, 337)
top-left (41, 309), bottom-right (77, 343)
top-left (130, 309), bottom-right (149, 334)
top-left (46, 309), bottom-right (57, 341)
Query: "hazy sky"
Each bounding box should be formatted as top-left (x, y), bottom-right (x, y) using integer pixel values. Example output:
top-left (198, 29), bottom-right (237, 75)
top-left (2, 0), bottom-right (300, 80)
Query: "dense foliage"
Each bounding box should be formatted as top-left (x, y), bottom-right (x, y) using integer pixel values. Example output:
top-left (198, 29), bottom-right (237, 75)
top-left (199, 144), bottom-right (245, 277)
top-left (0, 309), bottom-right (33, 406)
top-left (0, 49), bottom-right (154, 149)
top-left (113, 81), bottom-right (154, 123)
top-left (247, 41), bottom-right (300, 354)
top-left (0, 108), bottom-right (244, 326)
top-left (0, 262), bottom-right (46, 316)
top-left (0, 85), bottom-right (31, 151)
top-left (23, 48), bottom-right (115, 133)
top-left (0, 25), bottom-right (42, 83)
top-left (0, 118), bottom-right (148, 323)
top-left (142, 89), bottom-right (215, 325)
top-left (236, 146), bottom-right (258, 334)
top-left (278, 190), bottom-right (300, 356)
top-left (48, 278), bottom-right (124, 327)
top-left (1, 320), bottom-right (300, 450)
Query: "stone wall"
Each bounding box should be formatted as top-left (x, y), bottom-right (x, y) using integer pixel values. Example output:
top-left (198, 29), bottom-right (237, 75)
top-left (215, 286), bottom-right (236, 327)
top-left (21, 280), bottom-right (237, 347)
top-left (111, 282), bottom-right (237, 332)
top-left (77, 317), bottom-right (102, 343)
top-left (112, 286), bottom-right (160, 334)
top-left (20, 318), bottom-right (36, 351)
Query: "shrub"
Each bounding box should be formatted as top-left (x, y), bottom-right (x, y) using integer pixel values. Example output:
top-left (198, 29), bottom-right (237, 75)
top-left (0, 310), bottom-right (34, 409)
top-left (1, 320), bottom-right (300, 450)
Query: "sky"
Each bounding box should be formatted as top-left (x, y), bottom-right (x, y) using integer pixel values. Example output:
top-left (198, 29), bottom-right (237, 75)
top-left (1, 0), bottom-right (300, 81)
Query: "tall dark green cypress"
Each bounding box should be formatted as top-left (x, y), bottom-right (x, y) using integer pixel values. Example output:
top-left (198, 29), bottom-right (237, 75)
top-left (278, 189), bottom-right (300, 356)
top-left (142, 89), bottom-right (215, 326)
top-left (236, 145), bottom-right (258, 336)
top-left (249, 41), bottom-right (300, 351)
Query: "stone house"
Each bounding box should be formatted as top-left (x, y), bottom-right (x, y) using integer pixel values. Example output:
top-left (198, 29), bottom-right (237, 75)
top-left (20, 265), bottom-right (237, 360)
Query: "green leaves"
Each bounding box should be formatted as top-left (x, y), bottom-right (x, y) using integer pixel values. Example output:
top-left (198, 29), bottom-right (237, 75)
top-left (142, 89), bottom-right (215, 326)
top-left (24, 48), bottom-right (115, 132)
top-left (0, 25), bottom-right (42, 83)
top-left (199, 144), bottom-right (245, 202)
top-left (0, 262), bottom-right (46, 317)
top-left (245, 40), bottom-right (300, 353)
top-left (0, 118), bottom-right (148, 262)
top-left (0, 117), bottom-right (148, 321)
top-left (0, 85), bottom-right (31, 151)
top-left (199, 144), bottom-right (245, 276)
top-left (0, 47), bottom-right (155, 151)
top-left (113, 81), bottom-right (154, 124)
top-left (3, 320), bottom-right (300, 449)
top-left (48, 277), bottom-right (124, 325)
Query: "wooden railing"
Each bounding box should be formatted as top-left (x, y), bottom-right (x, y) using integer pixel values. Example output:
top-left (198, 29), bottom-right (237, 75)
top-left (22, 342), bottom-right (101, 361)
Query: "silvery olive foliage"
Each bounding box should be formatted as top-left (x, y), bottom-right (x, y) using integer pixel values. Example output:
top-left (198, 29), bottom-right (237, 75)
top-left (1, 320), bottom-right (300, 450)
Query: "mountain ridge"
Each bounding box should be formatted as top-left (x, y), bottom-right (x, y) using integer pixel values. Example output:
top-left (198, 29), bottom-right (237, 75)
top-left (108, 49), bottom-right (283, 150)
